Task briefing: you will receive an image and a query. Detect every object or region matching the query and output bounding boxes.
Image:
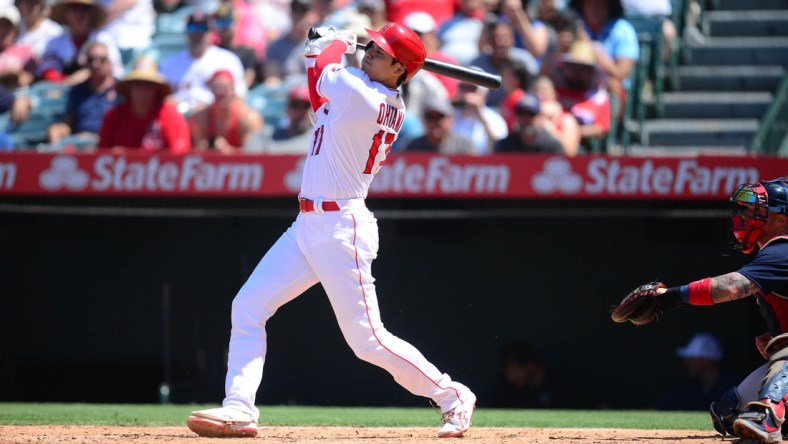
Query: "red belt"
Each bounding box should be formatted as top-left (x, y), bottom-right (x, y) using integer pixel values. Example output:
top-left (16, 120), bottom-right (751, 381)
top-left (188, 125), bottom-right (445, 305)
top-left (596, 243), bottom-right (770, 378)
top-left (299, 198), bottom-right (340, 212)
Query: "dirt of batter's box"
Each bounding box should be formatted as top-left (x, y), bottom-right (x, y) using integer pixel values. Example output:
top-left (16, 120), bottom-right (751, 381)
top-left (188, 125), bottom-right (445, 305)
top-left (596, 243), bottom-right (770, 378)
top-left (0, 425), bottom-right (729, 443)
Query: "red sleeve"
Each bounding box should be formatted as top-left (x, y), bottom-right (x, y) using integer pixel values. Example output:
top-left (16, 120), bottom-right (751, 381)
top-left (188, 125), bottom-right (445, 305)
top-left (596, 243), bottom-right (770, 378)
top-left (307, 40), bottom-right (347, 111)
top-left (97, 107), bottom-right (117, 148)
top-left (40, 68), bottom-right (65, 82)
top-left (160, 103), bottom-right (192, 153)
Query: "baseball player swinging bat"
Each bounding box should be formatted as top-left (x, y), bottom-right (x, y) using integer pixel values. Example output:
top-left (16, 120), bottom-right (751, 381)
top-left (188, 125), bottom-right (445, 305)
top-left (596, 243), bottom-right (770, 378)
top-left (308, 27), bottom-right (502, 90)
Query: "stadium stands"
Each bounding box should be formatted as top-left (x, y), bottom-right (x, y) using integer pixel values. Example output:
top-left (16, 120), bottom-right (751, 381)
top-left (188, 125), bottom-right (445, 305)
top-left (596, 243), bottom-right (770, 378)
top-left (626, 0), bottom-right (788, 154)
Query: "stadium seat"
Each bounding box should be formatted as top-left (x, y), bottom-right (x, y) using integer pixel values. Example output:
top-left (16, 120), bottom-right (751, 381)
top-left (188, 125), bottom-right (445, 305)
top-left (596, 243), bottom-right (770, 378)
top-left (154, 5), bottom-right (195, 35)
top-left (37, 133), bottom-right (98, 152)
top-left (5, 112), bottom-right (58, 149)
top-left (246, 83), bottom-right (290, 124)
top-left (145, 33), bottom-right (187, 62)
top-left (29, 81), bottom-right (70, 117)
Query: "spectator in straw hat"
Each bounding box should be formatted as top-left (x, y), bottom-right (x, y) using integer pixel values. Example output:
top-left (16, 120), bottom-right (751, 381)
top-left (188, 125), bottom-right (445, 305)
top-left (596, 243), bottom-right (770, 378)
top-left (553, 40), bottom-right (610, 149)
top-left (38, 0), bottom-right (122, 83)
top-left (189, 69), bottom-right (262, 153)
top-left (98, 56), bottom-right (190, 152)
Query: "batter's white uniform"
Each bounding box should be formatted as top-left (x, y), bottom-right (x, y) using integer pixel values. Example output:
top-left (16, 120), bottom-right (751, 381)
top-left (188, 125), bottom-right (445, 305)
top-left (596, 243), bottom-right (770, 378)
top-left (221, 62), bottom-right (472, 418)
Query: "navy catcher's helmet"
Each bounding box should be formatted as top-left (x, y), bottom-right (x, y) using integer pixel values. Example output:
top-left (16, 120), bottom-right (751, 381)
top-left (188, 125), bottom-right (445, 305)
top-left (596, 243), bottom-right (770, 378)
top-left (763, 178), bottom-right (788, 215)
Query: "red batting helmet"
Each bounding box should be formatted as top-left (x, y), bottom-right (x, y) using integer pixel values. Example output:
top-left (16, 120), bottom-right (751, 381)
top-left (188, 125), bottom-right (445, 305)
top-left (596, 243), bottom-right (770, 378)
top-left (365, 22), bottom-right (426, 82)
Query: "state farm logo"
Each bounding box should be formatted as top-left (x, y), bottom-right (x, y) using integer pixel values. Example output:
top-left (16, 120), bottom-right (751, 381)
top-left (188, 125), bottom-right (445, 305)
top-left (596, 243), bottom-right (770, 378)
top-left (372, 157), bottom-right (510, 194)
top-left (531, 157), bottom-right (582, 194)
top-left (531, 156), bottom-right (758, 196)
top-left (39, 155), bottom-right (264, 192)
top-left (39, 155), bottom-right (89, 191)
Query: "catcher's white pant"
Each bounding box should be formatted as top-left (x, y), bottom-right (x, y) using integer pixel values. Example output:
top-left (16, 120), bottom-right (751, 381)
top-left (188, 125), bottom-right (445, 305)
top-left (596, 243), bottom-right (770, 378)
top-left (221, 199), bottom-right (471, 419)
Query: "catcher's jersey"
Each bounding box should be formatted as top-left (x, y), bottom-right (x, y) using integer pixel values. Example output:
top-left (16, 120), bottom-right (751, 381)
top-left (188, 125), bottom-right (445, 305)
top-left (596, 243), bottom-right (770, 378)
top-left (739, 237), bottom-right (788, 333)
top-left (300, 64), bottom-right (405, 200)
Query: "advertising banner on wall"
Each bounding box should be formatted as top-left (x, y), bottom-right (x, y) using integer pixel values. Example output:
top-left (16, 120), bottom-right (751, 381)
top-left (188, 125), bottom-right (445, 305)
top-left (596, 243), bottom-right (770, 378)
top-left (0, 152), bottom-right (786, 200)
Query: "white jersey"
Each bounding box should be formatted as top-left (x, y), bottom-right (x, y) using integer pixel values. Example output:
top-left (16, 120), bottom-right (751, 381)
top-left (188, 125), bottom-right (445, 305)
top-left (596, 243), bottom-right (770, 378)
top-left (160, 45), bottom-right (247, 111)
top-left (300, 64), bottom-right (405, 200)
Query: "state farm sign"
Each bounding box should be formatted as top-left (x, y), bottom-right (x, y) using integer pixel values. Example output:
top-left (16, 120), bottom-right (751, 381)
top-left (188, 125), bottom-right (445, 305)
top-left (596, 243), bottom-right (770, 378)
top-left (371, 157), bottom-right (510, 194)
top-left (38, 155), bottom-right (263, 193)
top-left (0, 152), bottom-right (784, 199)
top-left (531, 157), bottom-right (761, 198)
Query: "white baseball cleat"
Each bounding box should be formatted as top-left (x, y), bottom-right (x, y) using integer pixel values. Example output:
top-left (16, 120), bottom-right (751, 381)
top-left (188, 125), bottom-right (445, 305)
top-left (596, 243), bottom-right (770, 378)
top-left (186, 406), bottom-right (258, 438)
top-left (437, 392), bottom-right (477, 438)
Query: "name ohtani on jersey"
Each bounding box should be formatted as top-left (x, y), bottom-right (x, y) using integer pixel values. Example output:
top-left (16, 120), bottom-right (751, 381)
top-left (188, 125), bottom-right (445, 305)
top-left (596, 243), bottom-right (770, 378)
top-left (377, 103), bottom-right (404, 133)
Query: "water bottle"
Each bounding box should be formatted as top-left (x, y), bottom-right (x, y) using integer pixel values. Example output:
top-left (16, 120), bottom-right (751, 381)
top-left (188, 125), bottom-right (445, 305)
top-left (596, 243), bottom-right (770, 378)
top-left (142, 122), bottom-right (163, 151)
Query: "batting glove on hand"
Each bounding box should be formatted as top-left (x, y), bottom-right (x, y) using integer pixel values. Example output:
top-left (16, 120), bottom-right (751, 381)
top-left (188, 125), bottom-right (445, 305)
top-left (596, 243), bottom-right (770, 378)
top-left (303, 26), bottom-right (357, 57)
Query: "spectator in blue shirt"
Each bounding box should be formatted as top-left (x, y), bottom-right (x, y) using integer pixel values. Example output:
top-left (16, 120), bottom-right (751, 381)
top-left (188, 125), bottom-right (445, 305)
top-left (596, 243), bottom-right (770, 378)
top-left (47, 39), bottom-right (117, 148)
top-left (569, 0), bottom-right (638, 109)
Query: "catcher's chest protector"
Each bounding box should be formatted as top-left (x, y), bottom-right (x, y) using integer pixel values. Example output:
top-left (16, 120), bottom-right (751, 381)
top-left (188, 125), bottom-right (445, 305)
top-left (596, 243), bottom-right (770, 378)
top-left (753, 237), bottom-right (788, 334)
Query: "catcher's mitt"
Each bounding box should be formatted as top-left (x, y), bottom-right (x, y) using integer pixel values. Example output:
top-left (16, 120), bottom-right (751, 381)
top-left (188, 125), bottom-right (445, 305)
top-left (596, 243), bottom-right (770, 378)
top-left (610, 281), bottom-right (667, 326)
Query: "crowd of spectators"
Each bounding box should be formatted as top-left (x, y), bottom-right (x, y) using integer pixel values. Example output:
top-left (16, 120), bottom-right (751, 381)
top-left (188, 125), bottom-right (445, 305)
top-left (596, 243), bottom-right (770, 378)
top-left (0, 0), bottom-right (677, 155)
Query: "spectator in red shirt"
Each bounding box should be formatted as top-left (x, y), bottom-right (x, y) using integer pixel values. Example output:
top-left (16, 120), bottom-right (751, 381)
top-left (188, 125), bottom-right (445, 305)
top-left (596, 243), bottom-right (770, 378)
top-left (553, 40), bottom-right (610, 151)
top-left (98, 56), bottom-right (190, 152)
top-left (189, 69), bottom-right (263, 153)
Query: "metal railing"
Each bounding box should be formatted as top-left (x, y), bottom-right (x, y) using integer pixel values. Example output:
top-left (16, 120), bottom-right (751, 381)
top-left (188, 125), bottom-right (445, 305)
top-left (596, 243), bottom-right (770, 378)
top-left (748, 74), bottom-right (788, 156)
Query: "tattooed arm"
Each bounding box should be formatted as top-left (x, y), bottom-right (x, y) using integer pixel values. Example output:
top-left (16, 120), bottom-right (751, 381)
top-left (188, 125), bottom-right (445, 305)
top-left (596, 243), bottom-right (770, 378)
top-left (710, 272), bottom-right (761, 303)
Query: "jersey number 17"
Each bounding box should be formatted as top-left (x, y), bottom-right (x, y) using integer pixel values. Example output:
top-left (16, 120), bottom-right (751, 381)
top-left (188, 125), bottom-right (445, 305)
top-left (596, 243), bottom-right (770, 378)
top-left (310, 126), bottom-right (396, 175)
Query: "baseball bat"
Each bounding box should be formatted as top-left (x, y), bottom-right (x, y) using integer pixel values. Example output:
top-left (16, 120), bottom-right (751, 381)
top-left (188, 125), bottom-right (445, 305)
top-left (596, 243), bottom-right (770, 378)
top-left (354, 43), bottom-right (502, 90)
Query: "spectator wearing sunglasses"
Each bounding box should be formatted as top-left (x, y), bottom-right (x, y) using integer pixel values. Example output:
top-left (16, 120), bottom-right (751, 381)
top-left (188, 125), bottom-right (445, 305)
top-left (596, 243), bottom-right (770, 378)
top-left (38, 0), bottom-right (123, 84)
top-left (212, 5), bottom-right (259, 89)
top-left (47, 40), bottom-right (118, 148)
top-left (403, 95), bottom-right (477, 155)
top-left (159, 11), bottom-right (246, 113)
top-left (244, 84), bottom-right (313, 154)
top-left (495, 93), bottom-right (565, 154)
top-left (189, 69), bottom-right (262, 153)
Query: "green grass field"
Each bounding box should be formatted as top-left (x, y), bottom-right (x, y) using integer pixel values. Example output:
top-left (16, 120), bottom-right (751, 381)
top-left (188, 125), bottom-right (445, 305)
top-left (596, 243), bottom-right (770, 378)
top-left (0, 403), bottom-right (712, 430)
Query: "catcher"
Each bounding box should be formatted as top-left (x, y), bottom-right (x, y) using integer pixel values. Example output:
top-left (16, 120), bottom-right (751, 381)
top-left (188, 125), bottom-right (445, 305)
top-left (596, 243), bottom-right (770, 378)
top-left (611, 178), bottom-right (788, 443)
